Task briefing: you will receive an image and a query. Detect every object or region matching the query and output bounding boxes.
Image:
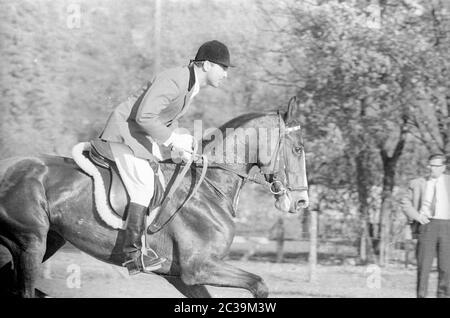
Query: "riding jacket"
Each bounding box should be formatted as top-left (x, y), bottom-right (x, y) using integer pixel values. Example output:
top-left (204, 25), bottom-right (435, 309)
top-left (99, 65), bottom-right (196, 162)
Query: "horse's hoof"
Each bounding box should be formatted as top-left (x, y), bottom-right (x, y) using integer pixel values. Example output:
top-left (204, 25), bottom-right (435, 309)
top-left (255, 290), bottom-right (269, 298)
top-left (35, 288), bottom-right (52, 298)
top-left (254, 283), bottom-right (269, 298)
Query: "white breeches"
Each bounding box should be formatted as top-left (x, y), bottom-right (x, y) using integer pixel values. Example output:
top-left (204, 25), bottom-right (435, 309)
top-left (110, 142), bottom-right (164, 207)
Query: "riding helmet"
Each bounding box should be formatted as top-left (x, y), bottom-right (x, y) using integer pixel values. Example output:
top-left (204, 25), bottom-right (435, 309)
top-left (193, 40), bottom-right (234, 68)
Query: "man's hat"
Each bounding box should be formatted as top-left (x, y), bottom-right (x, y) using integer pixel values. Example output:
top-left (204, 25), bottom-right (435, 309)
top-left (194, 40), bottom-right (234, 68)
top-left (428, 154), bottom-right (447, 166)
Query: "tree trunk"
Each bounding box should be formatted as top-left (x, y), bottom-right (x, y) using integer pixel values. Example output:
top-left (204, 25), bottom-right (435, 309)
top-left (360, 222), bottom-right (367, 262)
top-left (355, 152), bottom-right (375, 263)
top-left (379, 187), bottom-right (393, 266)
top-left (378, 123), bottom-right (406, 265)
top-left (269, 216), bottom-right (285, 263)
top-left (444, 95), bottom-right (450, 155)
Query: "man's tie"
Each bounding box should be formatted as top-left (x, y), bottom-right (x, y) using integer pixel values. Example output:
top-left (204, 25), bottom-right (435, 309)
top-left (430, 181), bottom-right (437, 217)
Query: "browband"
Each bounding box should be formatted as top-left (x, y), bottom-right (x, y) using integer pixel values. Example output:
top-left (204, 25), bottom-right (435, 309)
top-left (285, 125), bottom-right (301, 133)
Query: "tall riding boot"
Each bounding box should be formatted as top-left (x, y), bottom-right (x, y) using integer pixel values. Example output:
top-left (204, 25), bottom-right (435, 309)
top-left (122, 202), bottom-right (166, 275)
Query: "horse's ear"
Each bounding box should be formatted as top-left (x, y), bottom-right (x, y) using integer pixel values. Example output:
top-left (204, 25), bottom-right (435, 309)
top-left (284, 96), bottom-right (300, 124)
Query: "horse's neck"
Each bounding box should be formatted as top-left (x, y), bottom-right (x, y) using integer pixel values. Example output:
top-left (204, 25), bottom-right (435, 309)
top-left (199, 113), bottom-right (279, 213)
top-left (202, 113), bottom-right (279, 175)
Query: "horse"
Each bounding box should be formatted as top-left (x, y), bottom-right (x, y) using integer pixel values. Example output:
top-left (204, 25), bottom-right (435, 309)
top-left (0, 99), bottom-right (308, 298)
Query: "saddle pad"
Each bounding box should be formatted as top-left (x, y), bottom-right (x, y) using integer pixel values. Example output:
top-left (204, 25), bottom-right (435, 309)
top-left (82, 151), bottom-right (165, 218)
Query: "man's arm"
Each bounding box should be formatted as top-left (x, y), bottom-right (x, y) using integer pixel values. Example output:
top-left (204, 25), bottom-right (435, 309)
top-left (134, 77), bottom-right (180, 144)
top-left (401, 180), bottom-right (429, 224)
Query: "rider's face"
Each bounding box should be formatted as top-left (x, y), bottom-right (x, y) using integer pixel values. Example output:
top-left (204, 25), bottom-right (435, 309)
top-left (205, 62), bottom-right (228, 88)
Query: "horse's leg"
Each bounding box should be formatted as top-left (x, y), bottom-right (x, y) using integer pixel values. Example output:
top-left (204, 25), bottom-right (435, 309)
top-left (30, 230), bottom-right (67, 298)
top-left (1, 208), bottom-right (49, 298)
top-left (11, 236), bottom-right (47, 298)
top-left (181, 259), bottom-right (269, 298)
top-left (0, 262), bottom-right (15, 296)
top-left (0, 158), bottom-right (52, 297)
top-left (0, 244), bottom-right (15, 297)
top-left (163, 276), bottom-right (212, 298)
top-left (1, 235), bottom-right (51, 298)
top-left (0, 232), bottom-right (62, 298)
top-left (0, 244), bottom-right (12, 265)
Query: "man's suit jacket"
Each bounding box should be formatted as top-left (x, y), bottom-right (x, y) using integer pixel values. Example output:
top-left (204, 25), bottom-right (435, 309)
top-left (99, 65), bottom-right (196, 161)
top-left (401, 173), bottom-right (450, 238)
top-left (402, 177), bottom-right (427, 222)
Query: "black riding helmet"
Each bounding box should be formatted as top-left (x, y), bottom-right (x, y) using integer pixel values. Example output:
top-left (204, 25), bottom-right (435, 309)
top-left (193, 40), bottom-right (234, 68)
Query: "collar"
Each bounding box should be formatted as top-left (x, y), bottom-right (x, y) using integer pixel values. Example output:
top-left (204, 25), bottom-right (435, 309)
top-left (191, 67), bottom-right (200, 98)
top-left (188, 65), bottom-right (195, 92)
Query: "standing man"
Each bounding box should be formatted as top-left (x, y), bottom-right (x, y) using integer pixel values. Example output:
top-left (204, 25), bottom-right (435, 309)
top-left (401, 153), bottom-right (450, 298)
top-left (98, 40), bottom-right (232, 275)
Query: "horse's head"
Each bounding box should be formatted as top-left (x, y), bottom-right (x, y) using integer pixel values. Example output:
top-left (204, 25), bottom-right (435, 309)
top-left (260, 97), bottom-right (309, 213)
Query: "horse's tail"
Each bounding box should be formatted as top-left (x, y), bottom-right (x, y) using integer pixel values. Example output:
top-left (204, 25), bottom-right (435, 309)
top-left (71, 142), bottom-right (125, 230)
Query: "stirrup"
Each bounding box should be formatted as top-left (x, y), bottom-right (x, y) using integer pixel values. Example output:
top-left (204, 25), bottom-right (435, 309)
top-left (122, 253), bottom-right (166, 275)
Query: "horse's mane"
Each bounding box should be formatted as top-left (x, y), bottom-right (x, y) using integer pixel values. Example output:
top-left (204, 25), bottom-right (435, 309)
top-left (219, 112), bottom-right (266, 130)
top-left (201, 110), bottom-right (281, 154)
top-left (215, 110), bottom-right (281, 137)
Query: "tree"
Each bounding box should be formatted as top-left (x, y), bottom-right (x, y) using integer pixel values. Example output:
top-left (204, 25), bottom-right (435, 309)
top-left (255, 0), bottom-right (448, 264)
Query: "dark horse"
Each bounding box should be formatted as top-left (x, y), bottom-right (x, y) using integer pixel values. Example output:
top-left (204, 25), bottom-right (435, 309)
top-left (0, 100), bottom-right (308, 298)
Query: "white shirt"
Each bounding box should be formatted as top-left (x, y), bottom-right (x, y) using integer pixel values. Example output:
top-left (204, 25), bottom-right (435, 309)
top-left (434, 175), bottom-right (450, 219)
top-left (421, 178), bottom-right (437, 217)
top-left (421, 175), bottom-right (450, 220)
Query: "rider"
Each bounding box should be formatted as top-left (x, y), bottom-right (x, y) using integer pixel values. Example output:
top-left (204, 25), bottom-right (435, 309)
top-left (98, 40), bottom-right (232, 275)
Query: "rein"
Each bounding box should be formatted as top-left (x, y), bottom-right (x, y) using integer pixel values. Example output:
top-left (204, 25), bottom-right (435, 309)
top-left (148, 111), bottom-right (304, 233)
top-left (147, 143), bottom-right (208, 234)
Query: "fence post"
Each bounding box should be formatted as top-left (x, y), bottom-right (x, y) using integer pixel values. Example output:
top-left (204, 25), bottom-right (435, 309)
top-left (270, 216), bottom-right (285, 263)
top-left (309, 209), bottom-right (318, 282)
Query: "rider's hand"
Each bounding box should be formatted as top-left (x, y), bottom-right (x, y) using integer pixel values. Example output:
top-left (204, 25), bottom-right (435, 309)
top-left (164, 132), bottom-right (195, 163)
top-left (164, 132), bottom-right (194, 153)
top-left (169, 148), bottom-right (194, 163)
top-left (415, 213), bottom-right (430, 225)
top-left (179, 150), bottom-right (194, 162)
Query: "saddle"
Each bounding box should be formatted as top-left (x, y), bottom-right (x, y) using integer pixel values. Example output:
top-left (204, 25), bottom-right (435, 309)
top-left (72, 139), bottom-right (207, 232)
top-left (86, 139), bottom-right (165, 218)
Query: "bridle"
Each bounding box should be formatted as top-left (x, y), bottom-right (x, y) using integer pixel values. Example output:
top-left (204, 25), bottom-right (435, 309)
top-left (204, 111), bottom-right (307, 194)
top-left (261, 111), bottom-right (308, 195)
top-left (149, 111), bottom-right (307, 233)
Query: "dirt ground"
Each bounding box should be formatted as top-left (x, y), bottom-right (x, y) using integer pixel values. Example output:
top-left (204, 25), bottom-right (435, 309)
top-left (34, 240), bottom-right (438, 298)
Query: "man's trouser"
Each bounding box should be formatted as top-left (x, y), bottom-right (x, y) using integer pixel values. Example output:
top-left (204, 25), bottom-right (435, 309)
top-left (416, 219), bottom-right (450, 298)
top-left (110, 142), bottom-right (165, 207)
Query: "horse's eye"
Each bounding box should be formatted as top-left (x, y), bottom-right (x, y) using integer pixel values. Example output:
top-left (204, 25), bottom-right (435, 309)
top-left (293, 146), bottom-right (303, 155)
